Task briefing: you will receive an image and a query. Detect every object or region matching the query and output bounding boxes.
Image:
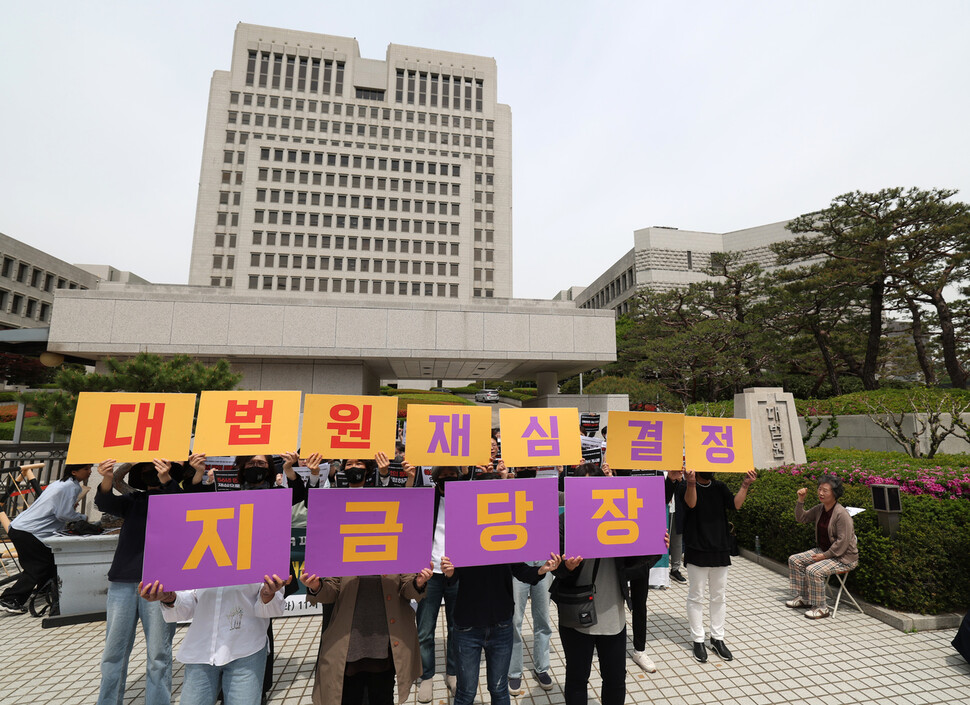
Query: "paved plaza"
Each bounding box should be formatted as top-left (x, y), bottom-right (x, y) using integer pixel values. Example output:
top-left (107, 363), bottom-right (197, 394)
top-left (1, 556), bottom-right (966, 705)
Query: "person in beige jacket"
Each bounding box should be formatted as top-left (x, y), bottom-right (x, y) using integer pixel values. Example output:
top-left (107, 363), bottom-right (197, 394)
top-left (301, 565), bottom-right (434, 705)
top-left (785, 474), bottom-right (859, 619)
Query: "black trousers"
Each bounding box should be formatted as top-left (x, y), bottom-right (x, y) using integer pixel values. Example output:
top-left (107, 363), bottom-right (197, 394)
top-left (1, 527), bottom-right (55, 605)
top-left (342, 667), bottom-right (395, 705)
top-left (559, 626), bottom-right (627, 705)
top-left (628, 575), bottom-right (649, 652)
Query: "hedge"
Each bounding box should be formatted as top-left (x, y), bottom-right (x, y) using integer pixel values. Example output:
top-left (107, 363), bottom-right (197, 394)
top-left (719, 471), bottom-right (970, 614)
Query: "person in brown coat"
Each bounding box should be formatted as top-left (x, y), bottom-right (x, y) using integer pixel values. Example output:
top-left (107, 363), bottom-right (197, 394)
top-left (301, 566), bottom-right (434, 705)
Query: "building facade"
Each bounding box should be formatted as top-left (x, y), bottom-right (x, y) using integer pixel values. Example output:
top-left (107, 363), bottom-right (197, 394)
top-left (573, 220), bottom-right (796, 314)
top-left (188, 23), bottom-right (512, 302)
top-left (0, 232), bottom-right (100, 330)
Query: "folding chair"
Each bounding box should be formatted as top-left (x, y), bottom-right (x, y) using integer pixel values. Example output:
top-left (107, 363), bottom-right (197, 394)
top-left (826, 569), bottom-right (862, 617)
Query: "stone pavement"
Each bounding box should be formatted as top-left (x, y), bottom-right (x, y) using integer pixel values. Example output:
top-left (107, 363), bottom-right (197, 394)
top-left (1, 556), bottom-right (967, 705)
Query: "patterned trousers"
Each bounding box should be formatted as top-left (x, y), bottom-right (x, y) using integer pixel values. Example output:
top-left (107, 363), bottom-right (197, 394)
top-left (788, 549), bottom-right (857, 608)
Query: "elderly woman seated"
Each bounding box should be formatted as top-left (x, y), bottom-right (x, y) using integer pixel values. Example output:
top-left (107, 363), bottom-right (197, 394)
top-left (785, 474), bottom-right (859, 619)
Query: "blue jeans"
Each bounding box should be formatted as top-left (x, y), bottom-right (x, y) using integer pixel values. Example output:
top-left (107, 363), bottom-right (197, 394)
top-left (415, 573), bottom-right (458, 679)
top-left (454, 621), bottom-right (513, 705)
top-left (509, 569), bottom-right (551, 678)
top-left (179, 646), bottom-right (267, 705)
top-left (96, 581), bottom-right (176, 705)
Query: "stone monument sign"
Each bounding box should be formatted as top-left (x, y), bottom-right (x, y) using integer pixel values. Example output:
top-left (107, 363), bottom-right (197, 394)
top-left (734, 387), bottom-right (807, 468)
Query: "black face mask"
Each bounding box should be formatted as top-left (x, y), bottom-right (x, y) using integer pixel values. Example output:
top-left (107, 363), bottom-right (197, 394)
top-left (345, 468), bottom-right (367, 485)
top-left (244, 467), bottom-right (269, 485)
top-left (435, 476), bottom-right (457, 495)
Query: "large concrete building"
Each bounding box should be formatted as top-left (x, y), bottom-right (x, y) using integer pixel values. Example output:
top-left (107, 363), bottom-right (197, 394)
top-left (0, 232), bottom-right (101, 330)
top-left (189, 23), bottom-right (512, 302)
top-left (569, 220), bottom-right (795, 314)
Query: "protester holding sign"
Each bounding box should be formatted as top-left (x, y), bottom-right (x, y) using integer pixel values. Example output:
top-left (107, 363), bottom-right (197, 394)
top-left (140, 574), bottom-right (289, 705)
top-left (95, 459), bottom-right (182, 705)
top-left (415, 465), bottom-right (465, 702)
top-left (442, 470), bottom-right (562, 705)
top-left (0, 462), bottom-right (92, 614)
top-left (553, 462), bottom-right (666, 705)
top-left (299, 565), bottom-right (434, 705)
top-left (678, 469), bottom-right (756, 663)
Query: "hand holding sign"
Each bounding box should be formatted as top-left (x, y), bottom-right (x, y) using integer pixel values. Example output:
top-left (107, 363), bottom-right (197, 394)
top-left (260, 573), bottom-right (291, 603)
top-left (138, 580), bottom-right (175, 605)
top-left (416, 561), bottom-right (434, 589)
top-left (440, 555), bottom-right (455, 578)
top-left (300, 572), bottom-right (322, 594)
top-left (563, 556), bottom-right (583, 571)
top-left (538, 552), bottom-right (562, 575)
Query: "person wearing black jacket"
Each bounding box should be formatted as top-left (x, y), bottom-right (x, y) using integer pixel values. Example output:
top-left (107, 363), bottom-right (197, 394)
top-left (551, 464), bottom-right (665, 705)
top-left (441, 471), bottom-right (561, 705)
top-left (94, 458), bottom-right (183, 705)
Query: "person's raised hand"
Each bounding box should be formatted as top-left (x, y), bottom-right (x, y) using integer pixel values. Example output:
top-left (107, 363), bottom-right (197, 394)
top-left (797, 487), bottom-right (808, 501)
top-left (375, 451), bottom-right (390, 471)
top-left (261, 573), bottom-right (291, 602)
top-left (300, 572), bottom-right (322, 593)
top-left (563, 555), bottom-right (583, 571)
top-left (742, 469), bottom-right (757, 487)
top-left (538, 552), bottom-right (562, 575)
top-left (440, 555), bottom-right (455, 578)
top-left (685, 470), bottom-right (696, 486)
top-left (281, 451), bottom-right (299, 470)
top-left (152, 458), bottom-right (172, 484)
top-left (416, 561), bottom-right (434, 588)
top-left (668, 470), bottom-right (684, 482)
top-left (305, 452), bottom-right (323, 473)
top-left (97, 459), bottom-right (116, 479)
top-left (601, 462), bottom-right (613, 477)
top-left (188, 453), bottom-right (207, 473)
top-left (139, 580), bottom-right (175, 604)
top-left (664, 530), bottom-right (670, 550)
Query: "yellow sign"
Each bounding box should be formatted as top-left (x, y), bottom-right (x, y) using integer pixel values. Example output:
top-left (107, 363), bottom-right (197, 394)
top-left (604, 411), bottom-right (685, 471)
top-left (66, 392), bottom-right (196, 463)
top-left (499, 408), bottom-right (581, 467)
top-left (193, 391), bottom-right (302, 456)
top-left (300, 394), bottom-right (397, 459)
top-left (684, 417), bottom-right (754, 473)
top-left (404, 404), bottom-right (491, 466)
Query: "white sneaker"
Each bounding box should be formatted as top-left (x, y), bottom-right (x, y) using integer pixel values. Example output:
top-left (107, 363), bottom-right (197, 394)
top-left (446, 674), bottom-right (457, 694)
top-left (418, 678), bottom-right (433, 703)
top-left (631, 650), bottom-right (657, 673)
top-left (785, 596), bottom-right (809, 608)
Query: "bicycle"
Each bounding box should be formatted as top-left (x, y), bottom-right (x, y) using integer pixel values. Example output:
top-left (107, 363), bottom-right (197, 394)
top-left (28, 575), bottom-right (60, 618)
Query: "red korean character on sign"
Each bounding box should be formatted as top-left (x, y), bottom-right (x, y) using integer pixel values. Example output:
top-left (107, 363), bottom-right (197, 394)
top-left (104, 403), bottom-right (166, 452)
top-left (226, 400), bottom-right (274, 445)
top-left (327, 404), bottom-right (373, 449)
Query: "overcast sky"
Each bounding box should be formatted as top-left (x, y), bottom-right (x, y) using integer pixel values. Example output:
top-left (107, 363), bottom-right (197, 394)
top-left (2, 1), bottom-right (968, 300)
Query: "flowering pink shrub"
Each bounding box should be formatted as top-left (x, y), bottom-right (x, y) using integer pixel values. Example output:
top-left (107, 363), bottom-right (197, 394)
top-left (771, 458), bottom-right (970, 500)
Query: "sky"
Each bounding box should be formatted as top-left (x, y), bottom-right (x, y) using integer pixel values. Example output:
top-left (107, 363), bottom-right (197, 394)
top-left (2, 1), bottom-right (969, 300)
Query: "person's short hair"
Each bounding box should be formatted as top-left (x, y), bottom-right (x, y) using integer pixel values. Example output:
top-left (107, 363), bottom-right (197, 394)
top-left (819, 474), bottom-right (844, 500)
top-left (431, 465), bottom-right (463, 482)
top-left (61, 463), bottom-right (89, 481)
top-left (343, 458), bottom-right (378, 474)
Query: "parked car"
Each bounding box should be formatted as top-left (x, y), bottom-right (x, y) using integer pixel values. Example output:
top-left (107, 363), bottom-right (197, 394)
top-left (475, 389), bottom-right (500, 403)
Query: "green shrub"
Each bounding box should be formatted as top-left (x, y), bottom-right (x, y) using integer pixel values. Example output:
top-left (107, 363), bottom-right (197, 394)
top-left (720, 471), bottom-right (970, 614)
top-left (684, 400), bottom-right (735, 417)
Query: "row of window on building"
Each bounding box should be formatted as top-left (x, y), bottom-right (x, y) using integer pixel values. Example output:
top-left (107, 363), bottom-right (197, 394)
top-left (258, 148), bottom-right (464, 176)
top-left (245, 211), bottom-right (469, 234)
top-left (0, 289), bottom-right (51, 322)
top-left (254, 191), bottom-right (461, 215)
top-left (237, 254), bottom-right (463, 277)
top-left (580, 267), bottom-right (636, 311)
top-left (229, 123), bottom-right (495, 149)
top-left (227, 96), bottom-right (495, 130)
top-left (0, 257), bottom-right (83, 293)
top-left (212, 231), bottom-right (496, 252)
top-left (395, 70), bottom-right (484, 112)
top-left (246, 53), bottom-right (345, 95)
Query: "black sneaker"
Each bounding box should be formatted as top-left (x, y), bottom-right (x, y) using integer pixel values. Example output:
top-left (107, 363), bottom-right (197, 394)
top-left (692, 641), bottom-right (708, 663)
top-left (532, 670), bottom-right (554, 691)
top-left (670, 570), bottom-right (687, 584)
top-left (0, 597), bottom-right (26, 614)
top-left (710, 638), bottom-right (733, 661)
top-left (508, 677), bottom-right (522, 696)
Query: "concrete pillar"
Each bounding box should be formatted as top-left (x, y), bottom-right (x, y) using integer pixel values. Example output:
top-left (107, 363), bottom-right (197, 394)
top-left (536, 371), bottom-right (558, 398)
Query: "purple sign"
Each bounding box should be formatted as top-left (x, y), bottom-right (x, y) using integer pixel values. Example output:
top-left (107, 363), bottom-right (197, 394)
top-left (564, 476), bottom-right (668, 559)
top-left (445, 478), bottom-right (559, 567)
top-left (305, 487), bottom-right (434, 577)
top-left (143, 489), bottom-right (292, 591)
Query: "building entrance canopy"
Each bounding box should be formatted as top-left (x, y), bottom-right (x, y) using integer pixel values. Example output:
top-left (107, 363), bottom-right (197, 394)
top-left (47, 285), bottom-right (616, 391)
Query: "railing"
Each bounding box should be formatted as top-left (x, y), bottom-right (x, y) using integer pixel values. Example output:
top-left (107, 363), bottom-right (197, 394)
top-left (0, 443), bottom-right (71, 520)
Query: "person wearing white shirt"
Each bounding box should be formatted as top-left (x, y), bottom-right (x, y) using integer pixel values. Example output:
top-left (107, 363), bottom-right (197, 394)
top-left (140, 575), bottom-right (289, 705)
top-left (0, 463), bottom-right (91, 614)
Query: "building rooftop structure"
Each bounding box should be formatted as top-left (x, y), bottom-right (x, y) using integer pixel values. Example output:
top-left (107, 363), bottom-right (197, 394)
top-left (189, 23), bottom-right (512, 303)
